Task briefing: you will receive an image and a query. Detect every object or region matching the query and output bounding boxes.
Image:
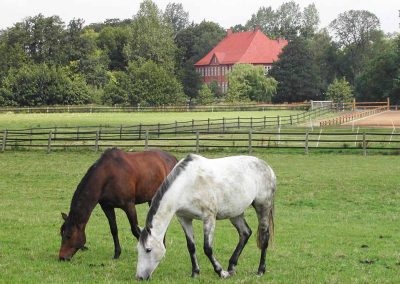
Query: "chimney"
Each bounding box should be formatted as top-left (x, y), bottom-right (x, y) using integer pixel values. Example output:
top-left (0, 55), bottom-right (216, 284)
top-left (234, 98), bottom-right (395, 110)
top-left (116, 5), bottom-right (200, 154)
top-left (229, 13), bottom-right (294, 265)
top-left (227, 28), bottom-right (233, 36)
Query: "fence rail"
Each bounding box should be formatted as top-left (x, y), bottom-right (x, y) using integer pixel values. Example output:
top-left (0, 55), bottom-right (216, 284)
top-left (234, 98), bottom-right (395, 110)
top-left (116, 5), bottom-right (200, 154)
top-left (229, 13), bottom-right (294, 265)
top-left (319, 106), bottom-right (388, 127)
top-left (0, 103), bottom-right (309, 114)
top-left (1, 127), bottom-right (399, 155)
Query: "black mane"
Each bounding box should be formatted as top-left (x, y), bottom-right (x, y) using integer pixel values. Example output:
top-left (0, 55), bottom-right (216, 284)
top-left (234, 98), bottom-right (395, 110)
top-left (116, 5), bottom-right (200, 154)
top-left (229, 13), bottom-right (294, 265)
top-left (141, 154), bottom-right (193, 242)
top-left (68, 148), bottom-right (120, 223)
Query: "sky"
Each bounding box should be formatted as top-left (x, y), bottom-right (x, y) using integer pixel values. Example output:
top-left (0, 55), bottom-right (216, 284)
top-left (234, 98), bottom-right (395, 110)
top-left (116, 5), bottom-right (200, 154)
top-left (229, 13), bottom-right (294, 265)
top-left (0, 0), bottom-right (399, 33)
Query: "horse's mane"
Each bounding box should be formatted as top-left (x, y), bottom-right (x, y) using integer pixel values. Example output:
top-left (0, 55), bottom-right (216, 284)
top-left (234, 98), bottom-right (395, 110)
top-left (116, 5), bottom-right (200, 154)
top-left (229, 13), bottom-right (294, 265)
top-left (142, 154), bottom-right (193, 237)
top-left (68, 148), bottom-right (120, 222)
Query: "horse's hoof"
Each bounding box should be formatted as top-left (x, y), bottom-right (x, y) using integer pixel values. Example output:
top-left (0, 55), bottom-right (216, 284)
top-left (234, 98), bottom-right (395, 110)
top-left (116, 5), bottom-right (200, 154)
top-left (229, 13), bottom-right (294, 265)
top-left (256, 270), bottom-right (265, 276)
top-left (220, 270), bottom-right (231, 278)
top-left (228, 270), bottom-right (236, 276)
top-left (191, 271), bottom-right (200, 278)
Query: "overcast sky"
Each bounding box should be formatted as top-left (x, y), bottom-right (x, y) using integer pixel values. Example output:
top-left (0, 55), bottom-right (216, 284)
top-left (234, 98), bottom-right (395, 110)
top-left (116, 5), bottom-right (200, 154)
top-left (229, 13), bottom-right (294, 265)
top-left (0, 0), bottom-right (399, 33)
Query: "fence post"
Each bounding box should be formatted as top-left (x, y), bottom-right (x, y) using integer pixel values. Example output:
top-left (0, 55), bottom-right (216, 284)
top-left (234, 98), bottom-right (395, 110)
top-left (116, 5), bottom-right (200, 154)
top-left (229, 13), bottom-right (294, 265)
top-left (238, 116), bottom-right (240, 129)
top-left (30, 128), bottom-right (33, 146)
top-left (263, 116), bottom-right (266, 128)
top-left (175, 121), bottom-right (178, 135)
top-left (362, 132), bottom-right (367, 156)
top-left (145, 130), bottom-right (149, 150)
top-left (222, 117), bottom-right (225, 133)
top-left (1, 129), bottom-right (7, 152)
top-left (119, 125), bottom-right (123, 140)
top-left (95, 130), bottom-right (99, 152)
top-left (77, 127), bottom-right (80, 140)
top-left (207, 118), bottom-right (210, 133)
top-left (196, 131), bottom-right (200, 154)
top-left (192, 119), bottom-right (194, 133)
top-left (290, 115), bottom-right (293, 125)
top-left (250, 117), bottom-right (253, 129)
top-left (277, 116), bottom-right (280, 127)
top-left (157, 123), bottom-right (160, 138)
top-left (47, 131), bottom-right (52, 153)
top-left (248, 129), bottom-right (252, 154)
top-left (305, 131), bottom-right (309, 154)
top-left (139, 123), bottom-right (142, 139)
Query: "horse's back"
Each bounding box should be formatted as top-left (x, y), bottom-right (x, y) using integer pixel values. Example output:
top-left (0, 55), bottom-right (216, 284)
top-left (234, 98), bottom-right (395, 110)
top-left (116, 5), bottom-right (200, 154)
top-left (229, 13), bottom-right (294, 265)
top-left (181, 155), bottom-right (275, 219)
top-left (99, 149), bottom-right (177, 205)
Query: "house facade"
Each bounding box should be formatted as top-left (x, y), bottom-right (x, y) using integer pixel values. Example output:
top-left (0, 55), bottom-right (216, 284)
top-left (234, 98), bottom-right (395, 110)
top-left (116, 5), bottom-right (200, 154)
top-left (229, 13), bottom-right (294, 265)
top-left (194, 27), bottom-right (287, 93)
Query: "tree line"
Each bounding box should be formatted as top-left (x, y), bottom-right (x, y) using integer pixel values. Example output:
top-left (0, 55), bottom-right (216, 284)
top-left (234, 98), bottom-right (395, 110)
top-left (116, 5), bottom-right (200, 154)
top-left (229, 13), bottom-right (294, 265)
top-left (0, 0), bottom-right (399, 107)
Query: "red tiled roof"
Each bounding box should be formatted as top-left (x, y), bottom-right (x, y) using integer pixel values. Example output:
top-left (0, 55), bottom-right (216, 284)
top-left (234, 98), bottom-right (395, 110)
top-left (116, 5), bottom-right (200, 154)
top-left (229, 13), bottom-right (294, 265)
top-left (195, 30), bottom-right (287, 66)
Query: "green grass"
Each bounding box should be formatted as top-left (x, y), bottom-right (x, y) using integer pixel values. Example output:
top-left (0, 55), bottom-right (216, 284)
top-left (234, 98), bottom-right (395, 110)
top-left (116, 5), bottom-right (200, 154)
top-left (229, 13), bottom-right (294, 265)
top-left (0, 151), bottom-right (399, 283)
top-left (0, 110), bottom-right (302, 130)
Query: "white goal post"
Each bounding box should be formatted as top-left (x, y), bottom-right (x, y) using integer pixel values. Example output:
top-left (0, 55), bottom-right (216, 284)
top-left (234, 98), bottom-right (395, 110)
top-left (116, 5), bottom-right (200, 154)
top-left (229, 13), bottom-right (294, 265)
top-left (310, 100), bottom-right (333, 110)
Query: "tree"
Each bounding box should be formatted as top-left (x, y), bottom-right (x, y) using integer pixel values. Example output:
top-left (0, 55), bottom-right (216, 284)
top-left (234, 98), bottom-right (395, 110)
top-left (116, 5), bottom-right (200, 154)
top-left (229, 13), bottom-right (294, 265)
top-left (6, 14), bottom-right (67, 65)
top-left (127, 60), bottom-right (186, 106)
top-left (301, 4), bottom-right (320, 38)
top-left (269, 38), bottom-right (321, 103)
top-left (355, 37), bottom-right (400, 103)
top-left (175, 21), bottom-right (225, 99)
top-left (196, 84), bottom-right (214, 105)
top-left (98, 26), bottom-right (130, 71)
top-left (326, 78), bottom-right (353, 103)
top-left (124, 0), bottom-right (177, 72)
top-left (163, 3), bottom-right (189, 36)
top-left (275, 1), bottom-right (302, 40)
top-left (0, 63), bottom-right (91, 106)
top-left (102, 71), bottom-right (132, 105)
top-left (329, 10), bottom-right (382, 83)
top-left (308, 29), bottom-right (341, 95)
top-left (329, 10), bottom-right (380, 49)
top-left (226, 64), bottom-right (277, 103)
top-left (245, 6), bottom-right (277, 37)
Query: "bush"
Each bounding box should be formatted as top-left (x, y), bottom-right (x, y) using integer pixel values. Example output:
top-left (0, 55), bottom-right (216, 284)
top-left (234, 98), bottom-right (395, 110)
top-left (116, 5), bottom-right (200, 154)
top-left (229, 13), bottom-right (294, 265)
top-left (0, 64), bottom-right (92, 106)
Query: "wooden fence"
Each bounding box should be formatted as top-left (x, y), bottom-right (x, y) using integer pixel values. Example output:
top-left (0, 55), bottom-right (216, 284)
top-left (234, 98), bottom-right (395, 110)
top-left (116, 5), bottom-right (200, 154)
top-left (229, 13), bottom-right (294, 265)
top-left (0, 103), bottom-right (308, 114)
top-left (1, 129), bottom-right (399, 155)
top-left (319, 106), bottom-right (388, 127)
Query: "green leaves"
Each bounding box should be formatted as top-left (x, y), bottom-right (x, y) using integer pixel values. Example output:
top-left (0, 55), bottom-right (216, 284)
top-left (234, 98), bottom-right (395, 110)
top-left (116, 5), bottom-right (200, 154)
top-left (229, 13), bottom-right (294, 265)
top-left (326, 78), bottom-right (353, 103)
top-left (226, 64), bottom-right (277, 103)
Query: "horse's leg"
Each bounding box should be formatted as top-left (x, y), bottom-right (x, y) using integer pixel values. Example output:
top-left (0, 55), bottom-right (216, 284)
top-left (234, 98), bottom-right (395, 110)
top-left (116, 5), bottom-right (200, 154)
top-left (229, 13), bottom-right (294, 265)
top-left (124, 202), bottom-right (141, 240)
top-left (253, 203), bottom-right (272, 276)
top-left (100, 203), bottom-right (121, 259)
top-left (178, 217), bottom-right (200, 277)
top-left (227, 214), bottom-right (252, 275)
top-left (203, 217), bottom-right (230, 278)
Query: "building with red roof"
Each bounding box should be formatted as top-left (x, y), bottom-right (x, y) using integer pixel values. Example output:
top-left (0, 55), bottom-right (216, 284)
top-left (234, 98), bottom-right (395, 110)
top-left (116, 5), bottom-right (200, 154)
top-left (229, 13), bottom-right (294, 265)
top-left (194, 27), bottom-right (287, 93)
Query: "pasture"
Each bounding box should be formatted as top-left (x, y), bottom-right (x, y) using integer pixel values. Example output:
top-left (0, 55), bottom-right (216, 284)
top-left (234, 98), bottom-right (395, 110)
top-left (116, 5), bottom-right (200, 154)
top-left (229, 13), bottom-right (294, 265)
top-left (1, 151), bottom-right (399, 283)
top-left (0, 110), bottom-right (303, 129)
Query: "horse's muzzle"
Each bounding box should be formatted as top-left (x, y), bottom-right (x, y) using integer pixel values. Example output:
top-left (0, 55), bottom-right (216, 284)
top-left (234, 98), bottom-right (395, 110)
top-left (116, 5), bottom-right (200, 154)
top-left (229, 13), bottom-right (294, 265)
top-left (59, 256), bottom-right (71, 261)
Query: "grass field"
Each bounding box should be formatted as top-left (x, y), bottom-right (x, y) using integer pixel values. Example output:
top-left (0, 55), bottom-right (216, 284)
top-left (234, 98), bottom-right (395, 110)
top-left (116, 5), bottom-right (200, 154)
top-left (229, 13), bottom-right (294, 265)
top-left (1, 151), bottom-right (399, 283)
top-left (0, 110), bottom-right (303, 130)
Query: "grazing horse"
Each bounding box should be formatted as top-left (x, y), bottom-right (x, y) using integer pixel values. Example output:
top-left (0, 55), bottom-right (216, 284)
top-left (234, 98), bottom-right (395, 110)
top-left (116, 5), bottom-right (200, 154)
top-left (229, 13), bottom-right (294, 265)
top-left (136, 154), bottom-right (276, 280)
top-left (59, 148), bottom-right (177, 261)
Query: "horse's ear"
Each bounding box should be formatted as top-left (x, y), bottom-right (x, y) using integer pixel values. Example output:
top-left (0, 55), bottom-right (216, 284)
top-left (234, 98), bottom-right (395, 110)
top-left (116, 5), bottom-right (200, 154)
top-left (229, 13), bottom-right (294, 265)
top-left (61, 212), bottom-right (68, 221)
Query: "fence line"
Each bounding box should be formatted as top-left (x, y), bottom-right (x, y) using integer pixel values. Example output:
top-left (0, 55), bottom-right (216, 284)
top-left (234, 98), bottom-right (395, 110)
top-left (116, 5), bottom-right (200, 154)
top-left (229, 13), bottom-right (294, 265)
top-left (319, 106), bottom-right (388, 127)
top-left (0, 103), bottom-right (309, 114)
top-left (1, 106), bottom-right (330, 134)
top-left (1, 128), bottom-right (399, 155)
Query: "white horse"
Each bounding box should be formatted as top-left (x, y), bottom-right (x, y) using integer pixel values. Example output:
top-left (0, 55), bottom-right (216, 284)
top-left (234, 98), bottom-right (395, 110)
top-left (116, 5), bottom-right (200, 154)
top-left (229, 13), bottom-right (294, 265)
top-left (136, 154), bottom-right (276, 280)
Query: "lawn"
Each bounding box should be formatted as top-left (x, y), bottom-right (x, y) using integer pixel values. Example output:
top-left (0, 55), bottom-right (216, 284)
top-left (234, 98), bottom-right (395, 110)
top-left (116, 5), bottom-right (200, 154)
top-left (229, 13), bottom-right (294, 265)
top-left (0, 150), bottom-right (399, 283)
top-left (0, 110), bottom-right (303, 130)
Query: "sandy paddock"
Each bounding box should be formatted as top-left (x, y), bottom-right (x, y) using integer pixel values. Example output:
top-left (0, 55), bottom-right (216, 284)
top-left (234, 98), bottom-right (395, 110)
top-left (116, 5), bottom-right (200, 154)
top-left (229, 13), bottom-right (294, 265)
top-left (342, 111), bottom-right (400, 128)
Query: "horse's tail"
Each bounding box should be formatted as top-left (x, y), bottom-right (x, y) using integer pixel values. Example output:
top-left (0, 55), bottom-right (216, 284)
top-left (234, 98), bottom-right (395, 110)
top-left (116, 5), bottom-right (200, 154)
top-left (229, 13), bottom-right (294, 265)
top-left (256, 202), bottom-right (274, 249)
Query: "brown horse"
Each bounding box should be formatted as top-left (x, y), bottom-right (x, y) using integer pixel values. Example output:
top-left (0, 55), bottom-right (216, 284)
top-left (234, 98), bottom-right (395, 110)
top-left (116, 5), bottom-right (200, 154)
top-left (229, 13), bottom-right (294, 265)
top-left (59, 148), bottom-right (177, 261)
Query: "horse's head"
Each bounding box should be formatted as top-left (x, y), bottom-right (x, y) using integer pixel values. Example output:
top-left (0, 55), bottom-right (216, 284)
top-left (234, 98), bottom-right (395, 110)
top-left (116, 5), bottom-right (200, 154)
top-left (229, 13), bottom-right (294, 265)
top-left (59, 212), bottom-right (86, 261)
top-left (136, 228), bottom-right (166, 280)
